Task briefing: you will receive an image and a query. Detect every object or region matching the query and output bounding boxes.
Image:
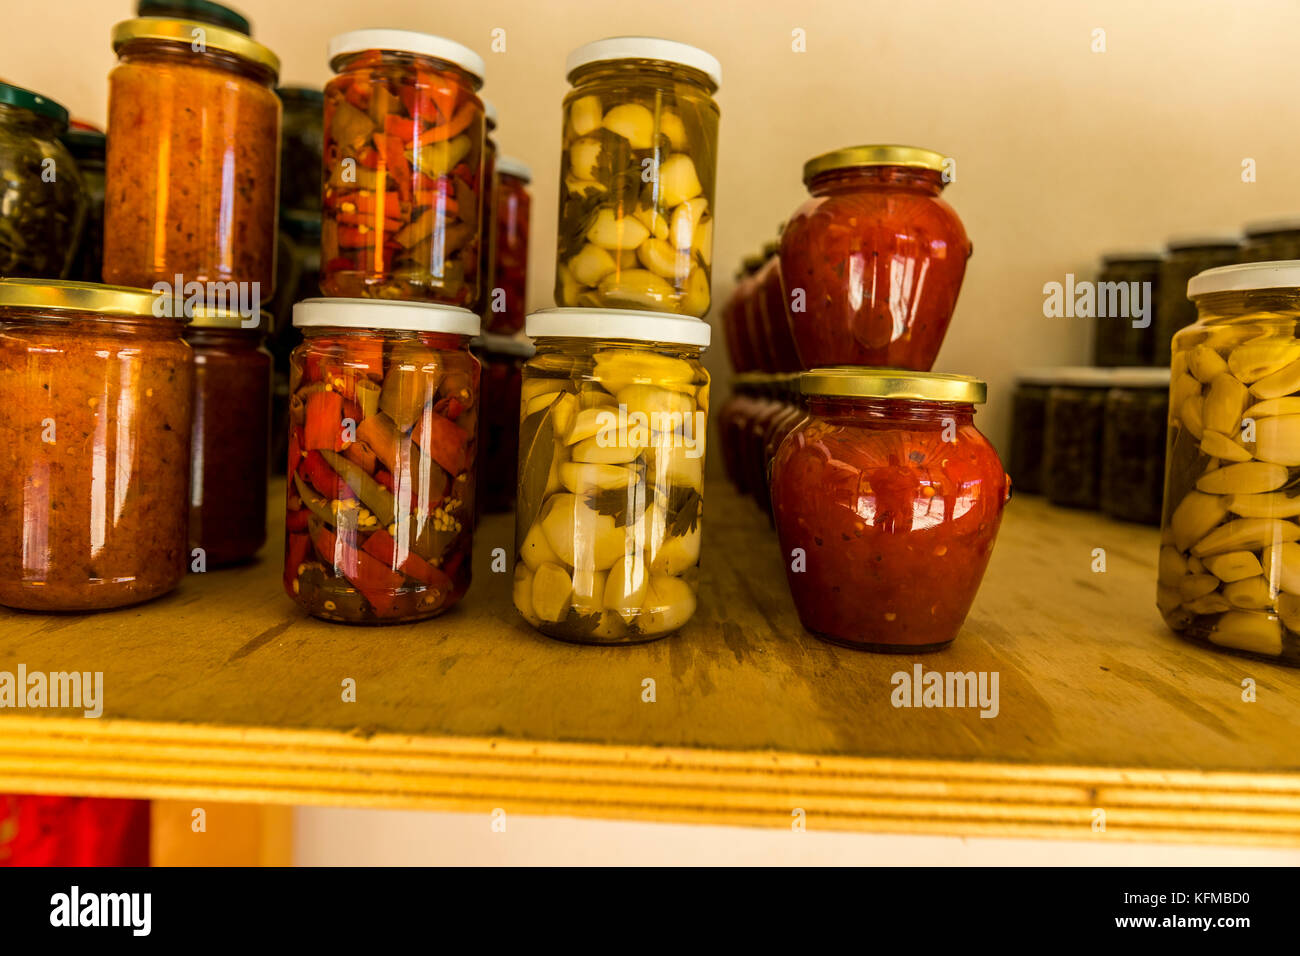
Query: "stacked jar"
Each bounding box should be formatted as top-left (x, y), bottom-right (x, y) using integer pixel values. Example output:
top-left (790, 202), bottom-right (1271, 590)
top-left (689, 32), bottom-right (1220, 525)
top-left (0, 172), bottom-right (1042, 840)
top-left (1091, 252), bottom-right (1162, 367)
top-left (512, 37), bottom-right (721, 645)
top-left (766, 146), bottom-right (1007, 652)
top-left (281, 30), bottom-right (487, 624)
top-left (485, 157), bottom-right (532, 334)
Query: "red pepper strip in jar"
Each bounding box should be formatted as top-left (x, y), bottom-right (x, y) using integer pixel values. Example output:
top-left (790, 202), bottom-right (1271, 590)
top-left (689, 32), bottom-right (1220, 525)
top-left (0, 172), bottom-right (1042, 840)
top-left (770, 367), bottom-right (1009, 652)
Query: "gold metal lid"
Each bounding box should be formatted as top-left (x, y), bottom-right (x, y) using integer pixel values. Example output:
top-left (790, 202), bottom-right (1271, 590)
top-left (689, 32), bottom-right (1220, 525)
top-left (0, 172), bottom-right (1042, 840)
top-left (186, 301), bottom-right (268, 330)
top-left (0, 278), bottom-right (177, 318)
top-left (803, 145), bottom-right (947, 183)
top-left (112, 17), bottom-right (281, 77)
top-left (800, 366), bottom-right (986, 404)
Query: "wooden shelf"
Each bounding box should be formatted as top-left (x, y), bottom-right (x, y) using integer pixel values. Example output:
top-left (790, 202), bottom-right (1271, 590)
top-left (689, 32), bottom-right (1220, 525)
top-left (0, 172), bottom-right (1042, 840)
top-left (2, 480), bottom-right (1299, 845)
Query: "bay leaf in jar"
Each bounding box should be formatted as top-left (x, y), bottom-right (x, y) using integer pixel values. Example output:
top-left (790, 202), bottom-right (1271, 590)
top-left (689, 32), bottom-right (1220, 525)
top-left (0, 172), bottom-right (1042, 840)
top-left (517, 392), bottom-right (562, 539)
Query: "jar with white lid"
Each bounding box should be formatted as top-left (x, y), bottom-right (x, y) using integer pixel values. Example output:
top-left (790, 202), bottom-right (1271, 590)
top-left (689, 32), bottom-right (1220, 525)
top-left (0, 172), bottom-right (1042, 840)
top-left (284, 297), bottom-right (481, 624)
top-left (556, 37), bottom-right (720, 318)
top-left (1159, 261), bottom-right (1300, 664)
top-left (514, 307), bottom-right (710, 644)
top-left (321, 29), bottom-right (486, 306)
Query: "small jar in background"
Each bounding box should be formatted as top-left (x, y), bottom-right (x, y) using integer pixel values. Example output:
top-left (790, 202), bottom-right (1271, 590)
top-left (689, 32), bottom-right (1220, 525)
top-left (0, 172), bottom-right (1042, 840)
top-left (275, 86), bottom-right (324, 216)
top-left (104, 17), bottom-right (281, 293)
top-left (754, 237), bottom-right (802, 373)
top-left (718, 374), bottom-right (762, 492)
top-left (136, 0), bottom-right (252, 33)
top-left (1043, 368), bottom-right (1114, 509)
top-left (0, 82), bottom-right (86, 280)
top-left (471, 332), bottom-right (533, 515)
top-left (1238, 219), bottom-right (1300, 263)
top-left (186, 305), bottom-right (273, 566)
top-left (0, 280), bottom-right (192, 611)
top-left (477, 100), bottom-right (499, 321)
top-left (485, 156), bottom-right (531, 334)
top-left (556, 37), bottom-right (720, 317)
top-left (1154, 237), bottom-right (1239, 367)
top-left (1099, 368), bottom-right (1169, 525)
top-left (1092, 252), bottom-right (1162, 367)
top-left (1008, 369), bottom-right (1061, 495)
top-left (60, 126), bottom-right (105, 283)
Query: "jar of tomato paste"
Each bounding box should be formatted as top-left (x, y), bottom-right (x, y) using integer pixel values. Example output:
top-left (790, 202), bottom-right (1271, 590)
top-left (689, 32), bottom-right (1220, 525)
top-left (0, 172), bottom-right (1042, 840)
top-left (780, 146), bottom-right (971, 370)
top-left (0, 280), bottom-right (193, 611)
top-left (556, 37), bottom-right (720, 317)
top-left (771, 367), bottom-right (1008, 651)
top-left (485, 156), bottom-right (531, 333)
top-left (754, 238), bottom-right (802, 372)
top-left (104, 17), bottom-right (281, 294)
top-left (321, 30), bottom-right (486, 307)
top-left (514, 308), bottom-right (711, 644)
top-left (285, 298), bottom-right (481, 624)
top-left (186, 304), bottom-right (272, 566)
top-left (471, 332), bottom-right (533, 514)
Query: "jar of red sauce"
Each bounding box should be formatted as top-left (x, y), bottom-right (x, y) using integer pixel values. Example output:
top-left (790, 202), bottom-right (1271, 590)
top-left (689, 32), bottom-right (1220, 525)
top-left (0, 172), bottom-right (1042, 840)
top-left (718, 374), bottom-right (762, 492)
top-left (780, 146), bottom-right (971, 371)
top-left (485, 156), bottom-right (531, 333)
top-left (739, 253), bottom-right (777, 371)
top-left (754, 240), bottom-right (802, 373)
top-left (722, 257), bottom-right (763, 373)
top-left (771, 368), bottom-right (1008, 651)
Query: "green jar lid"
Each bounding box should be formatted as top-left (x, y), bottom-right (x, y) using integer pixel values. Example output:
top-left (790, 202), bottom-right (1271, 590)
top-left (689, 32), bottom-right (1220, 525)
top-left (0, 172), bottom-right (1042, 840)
top-left (276, 85), bottom-right (323, 104)
top-left (136, 0), bottom-right (251, 35)
top-left (0, 82), bottom-right (70, 129)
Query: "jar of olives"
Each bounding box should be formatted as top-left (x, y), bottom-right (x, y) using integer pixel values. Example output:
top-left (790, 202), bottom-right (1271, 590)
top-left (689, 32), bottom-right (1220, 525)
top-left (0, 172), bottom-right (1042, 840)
top-left (1159, 262), bottom-right (1300, 665)
top-left (555, 37), bottom-right (720, 317)
top-left (1043, 368), bottom-right (1114, 509)
top-left (1099, 368), bottom-right (1169, 525)
top-left (514, 307), bottom-right (710, 644)
top-left (0, 82), bottom-right (87, 279)
top-left (1154, 237), bottom-right (1239, 367)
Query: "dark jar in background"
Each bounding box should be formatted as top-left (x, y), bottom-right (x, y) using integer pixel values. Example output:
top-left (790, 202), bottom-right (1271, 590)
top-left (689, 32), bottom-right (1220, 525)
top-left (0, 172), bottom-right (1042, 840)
top-left (1154, 237), bottom-right (1238, 367)
top-left (186, 306), bottom-right (273, 566)
top-left (60, 127), bottom-right (106, 283)
top-left (471, 332), bottom-right (533, 514)
top-left (1092, 252), bottom-right (1161, 367)
top-left (1099, 368), bottom-right (1169, 525)
top-left (1043, 368), bottom-right (1114, 509)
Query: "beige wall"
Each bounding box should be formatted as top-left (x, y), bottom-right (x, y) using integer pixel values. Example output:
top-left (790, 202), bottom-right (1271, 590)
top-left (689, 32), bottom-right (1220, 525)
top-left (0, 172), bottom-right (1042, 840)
top-left (6, 0), bottom-right (1299, 451)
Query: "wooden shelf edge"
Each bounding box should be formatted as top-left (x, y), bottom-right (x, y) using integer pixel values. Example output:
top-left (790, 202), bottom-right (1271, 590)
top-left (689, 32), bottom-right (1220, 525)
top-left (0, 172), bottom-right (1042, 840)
top-left (2, 716), bottom-right (1299, 846)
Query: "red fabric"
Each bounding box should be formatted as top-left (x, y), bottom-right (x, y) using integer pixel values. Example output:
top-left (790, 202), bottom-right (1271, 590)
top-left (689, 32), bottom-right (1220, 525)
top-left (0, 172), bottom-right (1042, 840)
top-left (0, 795), bottom-right (150, 866)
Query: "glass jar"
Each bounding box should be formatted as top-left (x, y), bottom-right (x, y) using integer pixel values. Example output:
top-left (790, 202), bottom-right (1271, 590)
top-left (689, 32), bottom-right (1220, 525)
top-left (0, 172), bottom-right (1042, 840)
top-left (771, 368), bottom-right (1007, 651)
top-left (0, 83), bottom-right (87, 279)
top-left (477, 101), bottom-right (499, 323)
top-left (60, 127), bottom-right (105, 283)
top-left (284, 298), bottom-right (481, 624)
top-left (719, 374), bottom-right (762, 492)
top-left (276, 86), bottom-right (324, 215)
top-left (471, 332), bottom-right (533, 514)
top-left (1238, 219), bottom-right (1300, 263)
top-left (743, 377), bottom-right (785, 504)
top-left (1008, 369), bottom-right (1058, 495)
top-left (186, 307), bottom-right (272, 566)
top-left (1154, 237), bottom-right (1239, 367)
top-left (1100, 368), bottom-right (1170, 525)
top-left (729, 254), bottom-right (768, 371)
top-left (270, 212), bottom-right (320, 474)
top-left (136, 0), bottom-right (251, 33)
top-left (1092, 252), bottom-right (1161, 367)
top-left (1158, 262), bottom-right (1300, 665)
top-left (754, 238), bottom-right (802, 373)
top-left (104, 18), bottom-right (281, 294)
top-left (514, 308), bottom-right (711, 644)
top-left (555, 37), bottom-right (720, 317)
top-left (321, 30), bottom-right (486, 306)
top-left (0, 280), bottom-right (193, 611)
top-left (485, 156), bottom-right (531, 333)
top-left (780, 146), bottom-right (970, 371)
top-left (762, 375), bottom-right (808, 514)
top-left (1043, 368), bottom-right (1113, 509)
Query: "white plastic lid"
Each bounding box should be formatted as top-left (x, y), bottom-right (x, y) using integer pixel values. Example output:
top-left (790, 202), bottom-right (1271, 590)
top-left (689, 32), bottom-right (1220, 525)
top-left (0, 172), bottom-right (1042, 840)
top-left (565, 36), bottom-right (721, 88)
top-left (526, 308), bottom-right (711, 348)
top-left (496, 156), bottom-right (531, 182)
top-left (1188, 260), bottom-right (1300, 299)
top-left (294, 298), bottom-right (480, 336)
top-left (484, 100), bottom-right (498, 129)
top-left (471, 332), bottom-right (535, 357)
top-left (328, 30), bottom-right (485, 85)
top-left (1107, 368), bottom-right (1171, 388)
top-left (1015, 366), bottom-right (1076, 386)
top-left (1049, 367), bottom-right (1116, 389)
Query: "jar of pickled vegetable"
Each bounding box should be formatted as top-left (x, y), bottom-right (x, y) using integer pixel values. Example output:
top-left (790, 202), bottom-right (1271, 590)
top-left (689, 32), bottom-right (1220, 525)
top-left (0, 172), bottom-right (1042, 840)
top-left (755, 239), bottom-right (802, 373)
top-left (771, 368), bottom-right (1007, 651)
top-left (276, 86), bottom-right (324, 215)
top-left (1153, 237), bottom-right (1238, 367)
top-left (485, 157), bottom-right (531, 333)
top-left (285, 298), bottom-right (481, 624)
top-left (186, 305), bottom-right (272, 566)
top-left (1092, 252), bottom-right (1161, 367)
top-left (0, 280), bottom-right (193, 611)
top-left (136, 0), bottom-right (251, 33)
top-left (1008, 369), bottom-right (1059, 495)
top-left (0, 82), bottom-right (87, 280)
top-left (1043, 368), bottom-right (1114, 509)
top-left (1100, 368), bottom-right (1169, 525)
top-left (60, 128), bottom-right (105, 283)
top-left (780, 146), bottom-right (970, 371)
top-left (514, 308), bottom-right (711, 644)
top-left (104, 17), bottom-right (281, 294)
top-left (1238, 219), bottom-right (1300, 263)
top-left (555, 37), bottom-right (720, 317)
top-left (477, 100), bottom-right (499, 321)
top-left (321, 30), bottom-right (486, 307)
top-left (471, 332), bottom-right (533, 514)
top-left (1158, 262), bottom-right (1300, 665)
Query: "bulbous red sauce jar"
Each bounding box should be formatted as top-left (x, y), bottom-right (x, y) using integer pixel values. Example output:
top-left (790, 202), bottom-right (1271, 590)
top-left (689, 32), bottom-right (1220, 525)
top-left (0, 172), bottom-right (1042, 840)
top-left (771, 368), bottom-right (1008, 651)
top-left (780, 146), bottom-right (971, 371)
top-left (755, 242), bottom-right (803, 373)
